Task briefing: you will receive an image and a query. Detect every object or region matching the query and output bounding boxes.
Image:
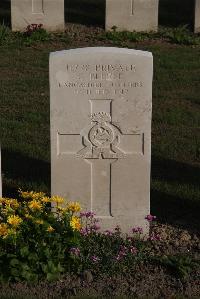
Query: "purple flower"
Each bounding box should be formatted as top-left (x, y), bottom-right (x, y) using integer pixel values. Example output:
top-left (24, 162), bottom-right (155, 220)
top-left (91, 224), bottom-right (100, 231)
top-left (115, 245), bottom-right (128, 261)
top-left (115, 254), bottom-right (122, 261)
top-left (80, 227), bottom-right (90, 236)
top-left (129, 246), bottom-right (137, 254)
top-left (80, 211), bottom-right (96, 218)
top-left (132, 226), bottom-right (143, 234)
top-left (145, 214), bottom-right (157, 222)
top-left (90, 255), bottom-right (100, 263)
top-left (104, 229), bottom-right (113, 236)
top-left (148, 232), bottom-right (161, 241)
top-left (69, 247), bottom-right (80, 256)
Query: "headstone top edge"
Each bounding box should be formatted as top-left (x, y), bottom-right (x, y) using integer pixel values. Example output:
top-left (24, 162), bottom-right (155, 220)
top-left (50, 47), bottom-right (153, 59)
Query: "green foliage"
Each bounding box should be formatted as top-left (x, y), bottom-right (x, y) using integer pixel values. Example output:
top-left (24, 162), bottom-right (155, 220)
top-left (99, 27), bottom-right (147, 44)
top-left (23, 24), bottom-right (51, 46)
top-left (98, 25), bottom-right (200, 46)
top-left (152, 254), bottom-right (200, 279)
top-left (161, 25), bottom-right (200, 45)
top-left (0, 192), bottom-right (81, 282)
top-left (0, 23), bottom-right (10, 45)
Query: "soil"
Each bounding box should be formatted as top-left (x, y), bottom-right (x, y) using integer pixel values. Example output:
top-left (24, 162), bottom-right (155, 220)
top-left (0, 223), bottom-right (199, 299)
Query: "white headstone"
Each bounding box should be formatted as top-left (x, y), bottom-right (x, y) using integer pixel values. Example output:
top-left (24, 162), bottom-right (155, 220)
top-left (106, 0), bottom-right (159, 32)
top-left (195, 0), bottom-right (200, 33)
top-left (50, 47), bottom-right (153, 234)
top-left (11, 0), bottom-right (65, 32)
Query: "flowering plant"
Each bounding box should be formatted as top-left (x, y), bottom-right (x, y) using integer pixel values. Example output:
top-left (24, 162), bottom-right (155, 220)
top-left (0, 190), bottom-right (81, 282)
top-left (23, 24), bottom-right (50, 45)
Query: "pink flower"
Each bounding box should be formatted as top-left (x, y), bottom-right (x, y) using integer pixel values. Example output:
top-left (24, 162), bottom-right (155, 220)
top-left (145, 214), bottom-right (157, 222)
top-left (148, 232), bottom-right (161, 241)
top-left (80, 211), bottom-right (96, 218)
top-left (132, 226), bottom-right (143, 234)
top-left (69, 247), bottom-right (80, 256)
top-left (90, 255), bottom-right (100, 263)
top-left (91, 224), bottom-right (100, 231)
top-left (129, 246), bottom-right (137, 254)
top-left (104, 229), bottom-right (113, 236)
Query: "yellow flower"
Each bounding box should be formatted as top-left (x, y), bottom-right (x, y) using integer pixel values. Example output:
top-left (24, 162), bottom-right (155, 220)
top-left (5, 199), bottom-right (20, 210)
top-left (0, 223), bottom-right (8, 237)
top-left (19, 190), bottom-right (45, 201)
top-left (28, 200), bottom-right (42, 211)
top-left (0, 198), bottom-right (5, 204)
top-left (47, 226), bottom-right (55, 232)
top-left (35, 219), bottom-right (44, 225)
top-left (51, 196), bottom-right (65, 204)
top-left (19, 190), bottom-right (34, 199)
top-left (70, 216), bottom-right (81, 231)
top-left (7, 215), bottom-right (23, 227)
top-left (25, 213), bottom-right (33, 219)
top-left (67, 202), bottom-right (81, 213)
top-left (57, 206), bottom-right (65, 212)
top-left (41, 196), bottom-right (50, 203)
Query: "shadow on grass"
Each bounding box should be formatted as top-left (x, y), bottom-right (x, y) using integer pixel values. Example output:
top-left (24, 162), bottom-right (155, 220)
top-left (0, 0), bottom-right (11, 26)
top-left (2, 149), bottom-right (50, 198)
top-left (152, 156), bottom-right (200, 187)
top-left (159, 0), bottom-right (194, 29)
top-left (65, 0), bottom-right (105, 27)
top-left (1, 149), bottom-right (200, 233)
top-left (151, 189), bottom-right (200, 233)
top-left (151, 156), bottom-right (200, 233)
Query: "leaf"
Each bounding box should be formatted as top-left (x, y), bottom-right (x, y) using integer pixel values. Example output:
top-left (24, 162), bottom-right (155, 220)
top-left (10, 258), bottom-right (20, 267)
top-left (20, 246), bottom-right (29, 258)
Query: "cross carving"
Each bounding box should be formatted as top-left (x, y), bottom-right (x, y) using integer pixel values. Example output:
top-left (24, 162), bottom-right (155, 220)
top-left (58, 99), bottom-right (144, 218)
top-left (32, 0), bottom-right (44, 14)
top-left (131, 0), bottom-right (135, 15)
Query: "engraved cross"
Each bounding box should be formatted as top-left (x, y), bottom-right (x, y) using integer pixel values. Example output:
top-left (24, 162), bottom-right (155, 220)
top-left (32, 0), bottom-right (44, 14)
top-left (58, 99), bottom-right (144, 218)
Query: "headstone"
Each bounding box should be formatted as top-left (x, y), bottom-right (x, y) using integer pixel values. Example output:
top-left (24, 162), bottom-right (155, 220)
top-left (11, 0), bottom-right (64, 32)
top-left (50, 47), bottom-right (153, 234)
top-left (0, 147), bottom-right (2, 197)
top-left (194, 0), bottom-right (200, 33)
top-left (106, 0), bottom-right (159, 32)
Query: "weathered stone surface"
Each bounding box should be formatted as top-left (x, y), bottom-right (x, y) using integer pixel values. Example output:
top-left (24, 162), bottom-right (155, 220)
top-left (106, 0), bottom-right (159, 32)
top-left (195, 0), bottom-right (200, 33)
top-left (11, 0), bottom-right (64, 32)
top-left (50, 47), bottom-right (153, 234)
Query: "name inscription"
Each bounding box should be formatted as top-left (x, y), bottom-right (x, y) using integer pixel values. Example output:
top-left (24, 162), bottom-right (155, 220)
top-left (56, 63), bottom-right (144, 96)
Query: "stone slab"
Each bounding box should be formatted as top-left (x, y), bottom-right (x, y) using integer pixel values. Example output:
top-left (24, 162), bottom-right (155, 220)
top-left (195, 0), bottom-right (200, 33)
top-left (11, 0), bottom-right (64, 32)
top-left (106, 0), bottom-right (159, 32)
top-left (50, 47), bottom-right (153, 234)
